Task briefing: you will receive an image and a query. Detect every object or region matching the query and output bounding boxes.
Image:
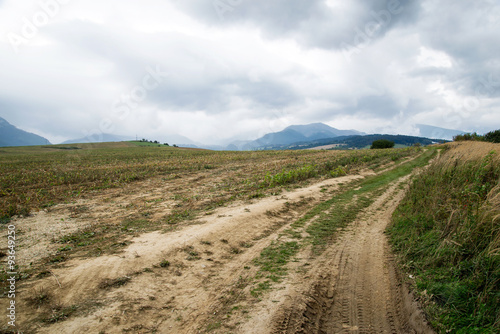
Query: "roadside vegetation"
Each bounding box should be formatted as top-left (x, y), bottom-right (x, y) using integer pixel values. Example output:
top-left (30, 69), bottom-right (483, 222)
top-left (388, 142), bottom-right (500, 333)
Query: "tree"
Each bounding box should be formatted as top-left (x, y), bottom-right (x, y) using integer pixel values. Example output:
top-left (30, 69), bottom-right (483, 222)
top-left (453, 132), bottom-right (483, 141)
top-left (484, 130), bottom-right (500, 143)
top-left (371, 139), bottom-right (395, 149)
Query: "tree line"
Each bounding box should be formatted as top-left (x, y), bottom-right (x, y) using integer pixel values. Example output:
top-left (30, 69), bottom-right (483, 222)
top-left (453, 130), bottom-right (500, 143)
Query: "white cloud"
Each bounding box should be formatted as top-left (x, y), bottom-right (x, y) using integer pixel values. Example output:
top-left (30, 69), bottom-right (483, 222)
top-left (0, 0), bottom-right (499, 145)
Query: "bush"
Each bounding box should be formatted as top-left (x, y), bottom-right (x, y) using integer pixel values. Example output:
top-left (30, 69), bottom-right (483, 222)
top-left (484, 130), bottom-right (500, 143)
top-left (370, 139), bottom-right (395, 149)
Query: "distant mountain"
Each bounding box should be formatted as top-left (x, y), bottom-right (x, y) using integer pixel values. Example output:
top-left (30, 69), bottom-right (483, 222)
top-left (62, 133), bottom-right (134, 144)
top-left (228, 123), bottom-right (364, 150)
top-left (417, 124), bottom-right (465, 141)
top-left (286, 123), bottom-right (364, 139)
top-left (268, 134), bottom-right (442, 150)
top-left (0, 117), bottom-right (51, 147)
top-left (253, 128), bottom-right (308, 147)
top-left (160, 134), bottom-right (196, 146)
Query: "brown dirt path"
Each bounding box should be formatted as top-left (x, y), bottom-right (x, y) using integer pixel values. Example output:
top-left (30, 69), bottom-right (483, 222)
top-left (264, 175), bottom-right (435, 334)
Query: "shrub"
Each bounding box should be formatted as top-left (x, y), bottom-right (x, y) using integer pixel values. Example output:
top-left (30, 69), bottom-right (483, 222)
top-left (370, 139), bottom-right (395, 149)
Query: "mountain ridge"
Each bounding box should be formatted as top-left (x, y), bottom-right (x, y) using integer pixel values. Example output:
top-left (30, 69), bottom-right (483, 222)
top-left (0, 117), bottom-right (51, 147)
top-left (225, 123), bottom-right (364, 150)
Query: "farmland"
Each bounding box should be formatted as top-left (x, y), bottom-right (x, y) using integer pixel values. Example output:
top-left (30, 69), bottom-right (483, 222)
top-left (0, 142), bottom-right (418, 221)
top-left (0, 142), bottom-right (496, 333)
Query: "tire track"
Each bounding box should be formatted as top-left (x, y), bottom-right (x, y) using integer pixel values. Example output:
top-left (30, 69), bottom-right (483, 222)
top-left (272, 175), bottom-right (435, 334)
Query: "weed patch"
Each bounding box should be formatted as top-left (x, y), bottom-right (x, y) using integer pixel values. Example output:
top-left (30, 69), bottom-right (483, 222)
top-left (254, 241), bottom-right (300, 281)
top-left (25, 288), bottom-right (52, 308)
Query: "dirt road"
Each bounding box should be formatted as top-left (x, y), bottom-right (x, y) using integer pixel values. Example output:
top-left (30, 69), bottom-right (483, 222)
top-left (3, 164), bottom-right (434, 333)
top-left (267, 175), bottom-right (435, 334)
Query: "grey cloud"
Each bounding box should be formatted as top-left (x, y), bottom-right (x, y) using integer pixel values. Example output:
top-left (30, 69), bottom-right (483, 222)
top-left (148, 77), bottom-right (300, 113)
top-left (417, 0), bottom-right (500, 97)
top-left (298, 0), bottom-right (422, 50)
top-left (174, 0), bottom-right (422, 50)
top-left (173, 0), bottom-right (325, 26)
top-left (0, 98), bottom-right (92, 139)
top-left (47, 21), bottom-right (304, 114)
top-left (352, 94), bottom-right (402, 119)
top-left (238, 79), bottom-right (302, 108)
top-left (45, 21), bottom-right (158, 82)
top-left (1, 0), bottom-right (499, 144)
top-left (304, 94), bottom-right (404, 125)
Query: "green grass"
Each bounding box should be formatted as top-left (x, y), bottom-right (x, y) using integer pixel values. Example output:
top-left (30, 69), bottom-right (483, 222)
top-left (262, 164), bottom-right (317, 187)
top-left (129, 140), bottom-right (169, 147)
top-left (159, 260), bottom-right (170, 268)
top-left (120, 218), bottom-right (151, 232)
top-left (388, 148), bottom-right (500, 333)
top-left (306, 148), bottom-right (436, 250)
top-left (254, 241), bottom-right (300, 281)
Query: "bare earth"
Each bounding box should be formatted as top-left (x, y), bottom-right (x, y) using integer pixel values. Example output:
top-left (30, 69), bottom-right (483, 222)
top-left (2, 165), bottom-right (434, 333)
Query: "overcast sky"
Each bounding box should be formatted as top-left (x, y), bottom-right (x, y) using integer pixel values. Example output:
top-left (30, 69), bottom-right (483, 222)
top-left (1, 0), bottom-right (499, 144)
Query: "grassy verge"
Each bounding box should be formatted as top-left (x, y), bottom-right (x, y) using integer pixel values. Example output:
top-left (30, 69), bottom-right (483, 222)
top-left (388, 146), bottom-right (500, 333)
top-left (304, 148), bottom-right (436, 251)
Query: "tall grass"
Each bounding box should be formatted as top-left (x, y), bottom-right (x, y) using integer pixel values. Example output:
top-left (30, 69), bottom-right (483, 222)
top-left (388, 145), bottom-right (500, 333)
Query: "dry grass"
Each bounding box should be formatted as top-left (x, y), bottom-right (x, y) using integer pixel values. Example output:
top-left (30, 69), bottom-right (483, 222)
top-left (440, 141), bottom-right (500, 166)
